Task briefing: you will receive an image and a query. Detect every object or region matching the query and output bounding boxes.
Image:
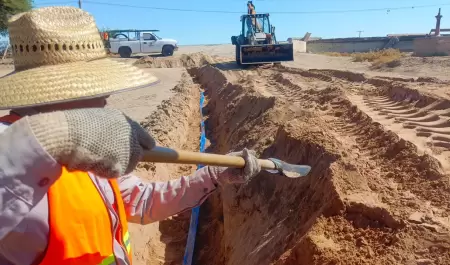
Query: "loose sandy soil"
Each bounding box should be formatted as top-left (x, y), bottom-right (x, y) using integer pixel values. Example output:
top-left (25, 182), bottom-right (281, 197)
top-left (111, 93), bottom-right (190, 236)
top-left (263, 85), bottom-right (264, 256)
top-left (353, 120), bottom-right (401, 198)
top-left (2, 46), bottom-right (450, 265)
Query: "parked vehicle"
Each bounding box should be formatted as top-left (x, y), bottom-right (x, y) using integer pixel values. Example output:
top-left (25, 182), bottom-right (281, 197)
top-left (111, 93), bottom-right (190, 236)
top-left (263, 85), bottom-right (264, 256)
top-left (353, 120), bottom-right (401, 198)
top-left (105, 29), bottom-right (178, 58)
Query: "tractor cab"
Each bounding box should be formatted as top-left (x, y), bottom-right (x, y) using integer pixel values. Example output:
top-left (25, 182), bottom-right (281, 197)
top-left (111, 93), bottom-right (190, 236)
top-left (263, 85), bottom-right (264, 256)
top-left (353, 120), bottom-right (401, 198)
top-left (240, 14), bottom-right (276, 45)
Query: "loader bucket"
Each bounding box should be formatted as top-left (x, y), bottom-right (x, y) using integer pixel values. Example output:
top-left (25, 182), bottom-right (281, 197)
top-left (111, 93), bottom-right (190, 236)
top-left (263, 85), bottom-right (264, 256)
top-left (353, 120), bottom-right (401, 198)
top-left (240, 43), bottom-right (294, 64)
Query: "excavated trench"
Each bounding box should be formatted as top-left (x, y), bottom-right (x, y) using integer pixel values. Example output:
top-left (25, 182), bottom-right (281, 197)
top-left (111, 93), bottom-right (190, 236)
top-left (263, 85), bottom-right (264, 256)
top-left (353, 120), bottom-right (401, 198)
top-left (136, 54), bottom-right (450, 265)
top-left (188, 65), bottom-right (353, 265)
top-left (128, 70), bottom-right (202, 265)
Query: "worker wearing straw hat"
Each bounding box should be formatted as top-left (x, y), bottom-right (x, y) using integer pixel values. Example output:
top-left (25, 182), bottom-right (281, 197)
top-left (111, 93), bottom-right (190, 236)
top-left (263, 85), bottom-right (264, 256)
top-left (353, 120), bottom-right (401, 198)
top-left (0, 6), bottom-right (261, 265)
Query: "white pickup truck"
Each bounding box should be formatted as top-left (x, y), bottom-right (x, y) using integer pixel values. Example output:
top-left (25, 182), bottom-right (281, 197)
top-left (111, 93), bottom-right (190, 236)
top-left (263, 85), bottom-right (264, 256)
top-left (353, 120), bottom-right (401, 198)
top-left (108, 30), bottom-right (178, 58)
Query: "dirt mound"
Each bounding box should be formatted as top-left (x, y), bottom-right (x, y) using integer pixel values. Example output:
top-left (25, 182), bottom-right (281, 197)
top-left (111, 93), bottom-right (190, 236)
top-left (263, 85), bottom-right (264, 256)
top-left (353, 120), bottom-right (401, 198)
top-left (373, 76), bottom-right (415, 83)
top-left (310, 69), bottom-right (367, 82)
top-left (134, 52), bottom-right (217, 68)
top-left (278, 65), bottom-right (450, 86)
top-left (367, 55), bottom-right (450, 81)
top-left (416, 76), bottom-right (450, 84)
top-left (185, 65), bottom-right (450, 265)
top-left (140, 72), bottom-right (201, 150)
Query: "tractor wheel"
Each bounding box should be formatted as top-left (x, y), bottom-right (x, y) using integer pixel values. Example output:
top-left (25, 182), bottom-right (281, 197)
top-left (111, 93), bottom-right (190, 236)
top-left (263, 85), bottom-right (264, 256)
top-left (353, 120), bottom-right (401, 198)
top-left (235, 45), bottom-right (250, 69)
top-left (162, 45), bottom-right (174, 56)
top-left (235, 45), bottom-right (242, 66)
top-left (119, 47), bottom-right (131, 58)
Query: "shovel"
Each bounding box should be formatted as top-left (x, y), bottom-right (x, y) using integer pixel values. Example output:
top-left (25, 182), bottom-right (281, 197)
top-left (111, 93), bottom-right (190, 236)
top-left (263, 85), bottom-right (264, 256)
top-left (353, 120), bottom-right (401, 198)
top-left (142, 146), bottom-right (311, 178)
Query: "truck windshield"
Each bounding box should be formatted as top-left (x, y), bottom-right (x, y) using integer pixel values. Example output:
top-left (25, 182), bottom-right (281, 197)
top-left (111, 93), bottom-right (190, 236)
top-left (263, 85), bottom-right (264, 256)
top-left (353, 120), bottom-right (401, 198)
top-left (153, 34), bottom-right (162, 40)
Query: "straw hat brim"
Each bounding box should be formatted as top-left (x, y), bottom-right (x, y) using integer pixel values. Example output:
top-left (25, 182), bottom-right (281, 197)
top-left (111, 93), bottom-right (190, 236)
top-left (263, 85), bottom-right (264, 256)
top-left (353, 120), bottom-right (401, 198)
top-left (0, 58), bottom-right (159, 110)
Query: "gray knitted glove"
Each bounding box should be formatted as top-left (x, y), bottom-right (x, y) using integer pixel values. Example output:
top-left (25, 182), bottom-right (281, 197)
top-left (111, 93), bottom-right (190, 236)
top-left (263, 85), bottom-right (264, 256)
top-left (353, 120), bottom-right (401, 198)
top-left (209, 148), bottom-right (261, 186)
top-left (26, 108), bottom-right (155, 178)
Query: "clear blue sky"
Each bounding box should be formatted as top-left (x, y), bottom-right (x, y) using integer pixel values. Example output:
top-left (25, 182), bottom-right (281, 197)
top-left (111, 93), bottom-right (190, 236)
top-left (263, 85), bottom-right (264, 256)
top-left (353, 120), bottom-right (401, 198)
top-left (35, 0), bottom-right (450, 45)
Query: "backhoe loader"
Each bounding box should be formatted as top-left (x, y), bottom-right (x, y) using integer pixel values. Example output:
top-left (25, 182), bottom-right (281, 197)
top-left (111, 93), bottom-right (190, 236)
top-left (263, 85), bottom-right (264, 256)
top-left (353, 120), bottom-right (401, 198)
top-left (231, 13), bottom-right (294, 66)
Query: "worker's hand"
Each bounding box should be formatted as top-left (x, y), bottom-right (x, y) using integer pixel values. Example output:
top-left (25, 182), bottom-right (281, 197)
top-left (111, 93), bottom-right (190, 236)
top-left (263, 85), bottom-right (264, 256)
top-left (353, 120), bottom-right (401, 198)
top-left (25, 108), bottom-right (155, 178)
top-left (209, 148), bottom-right (261, 186)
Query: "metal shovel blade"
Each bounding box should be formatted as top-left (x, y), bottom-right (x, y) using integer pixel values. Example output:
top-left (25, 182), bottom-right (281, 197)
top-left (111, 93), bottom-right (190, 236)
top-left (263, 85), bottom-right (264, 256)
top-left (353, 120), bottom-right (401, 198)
top-left (265, 158), bottom-right (312, 178)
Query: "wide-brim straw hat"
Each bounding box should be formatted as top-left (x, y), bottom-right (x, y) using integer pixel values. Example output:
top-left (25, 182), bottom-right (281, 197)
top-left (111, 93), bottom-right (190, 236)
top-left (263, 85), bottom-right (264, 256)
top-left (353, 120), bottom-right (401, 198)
top-left (0, 6), bottom-right (159, 110)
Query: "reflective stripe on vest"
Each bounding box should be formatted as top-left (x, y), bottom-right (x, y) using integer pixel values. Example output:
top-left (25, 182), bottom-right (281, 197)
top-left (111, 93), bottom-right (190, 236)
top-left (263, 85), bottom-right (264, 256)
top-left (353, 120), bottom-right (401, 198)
top-left (0, 114), bottom-right (132, 265)
top-left (124, 231), bottom-right (131, 253)
top-left (101, 232), bottom-right (131, 265)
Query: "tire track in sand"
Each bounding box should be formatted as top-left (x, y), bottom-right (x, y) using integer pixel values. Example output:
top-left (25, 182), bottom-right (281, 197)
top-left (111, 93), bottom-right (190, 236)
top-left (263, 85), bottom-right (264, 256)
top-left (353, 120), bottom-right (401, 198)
top-left (349, 92), bottom-right (450, 173)
top-left (263, 66), bottom-right (450, 230)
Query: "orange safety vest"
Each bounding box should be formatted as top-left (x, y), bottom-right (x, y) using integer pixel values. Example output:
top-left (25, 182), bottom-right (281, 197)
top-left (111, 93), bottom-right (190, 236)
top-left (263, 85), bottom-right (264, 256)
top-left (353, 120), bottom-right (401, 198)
top-left (0, 113), bottom-right (132, 265)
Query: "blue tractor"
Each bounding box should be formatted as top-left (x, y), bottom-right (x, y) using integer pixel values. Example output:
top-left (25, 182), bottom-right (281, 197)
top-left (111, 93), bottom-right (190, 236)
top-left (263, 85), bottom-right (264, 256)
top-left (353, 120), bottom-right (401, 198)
top-left (231, 13), bottom-right (294, 66)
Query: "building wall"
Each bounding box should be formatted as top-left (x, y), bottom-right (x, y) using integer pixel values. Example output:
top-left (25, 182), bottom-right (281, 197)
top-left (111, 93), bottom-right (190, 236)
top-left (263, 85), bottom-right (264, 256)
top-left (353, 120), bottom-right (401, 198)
top-left (393, 41), bottom-right (415, 52)
top-left (293, 40), bottom-right (306, 53)
top-left (413, 36), bottom-right (450, 56)
top-left (306, 39), bottom-right (415, 53)
top-left (307, 41), bottom-right (383, 53)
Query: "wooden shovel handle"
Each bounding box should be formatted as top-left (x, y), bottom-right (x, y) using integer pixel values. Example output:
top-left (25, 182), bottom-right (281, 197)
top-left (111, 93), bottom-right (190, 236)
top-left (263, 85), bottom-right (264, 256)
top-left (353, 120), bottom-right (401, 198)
top-left (142, 146), bottom-right (276, 170)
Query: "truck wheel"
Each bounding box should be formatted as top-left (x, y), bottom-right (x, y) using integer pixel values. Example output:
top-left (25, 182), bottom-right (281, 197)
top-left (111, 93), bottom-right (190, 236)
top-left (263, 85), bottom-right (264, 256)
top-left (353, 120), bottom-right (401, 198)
top-left (162, 45), bottom-right (174, 56)
top-left (119, 47), bottom-right (131, 58)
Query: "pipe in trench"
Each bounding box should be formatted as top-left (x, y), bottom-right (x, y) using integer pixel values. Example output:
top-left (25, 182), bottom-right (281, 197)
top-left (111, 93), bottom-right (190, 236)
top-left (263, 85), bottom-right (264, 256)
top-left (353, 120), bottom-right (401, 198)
top-left (182, 89), bottom-right (206, 265)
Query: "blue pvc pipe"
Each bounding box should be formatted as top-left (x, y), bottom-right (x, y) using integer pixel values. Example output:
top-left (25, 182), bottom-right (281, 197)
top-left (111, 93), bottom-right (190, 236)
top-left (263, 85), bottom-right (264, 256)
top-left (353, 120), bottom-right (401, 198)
top-left (182, 90), bottom-right (206, 265)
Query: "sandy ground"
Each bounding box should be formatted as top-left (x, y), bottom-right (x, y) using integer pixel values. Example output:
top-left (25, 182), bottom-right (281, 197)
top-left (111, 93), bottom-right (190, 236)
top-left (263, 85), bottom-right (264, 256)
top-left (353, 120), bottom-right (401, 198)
top-left (106, 68), bottom-right (183, 121)
top-left (2, 45), bottom-right (450, 265)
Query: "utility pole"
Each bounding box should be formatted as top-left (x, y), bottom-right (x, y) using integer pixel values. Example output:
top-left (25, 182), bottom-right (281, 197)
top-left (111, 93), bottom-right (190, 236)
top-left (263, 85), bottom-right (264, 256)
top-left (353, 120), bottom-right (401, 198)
top-left (78, 0), bottom-right (82, 9)
top-left (357, 31), bottom-right (364, 38)
top-left (435, 8), bottom-right (443, 36)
